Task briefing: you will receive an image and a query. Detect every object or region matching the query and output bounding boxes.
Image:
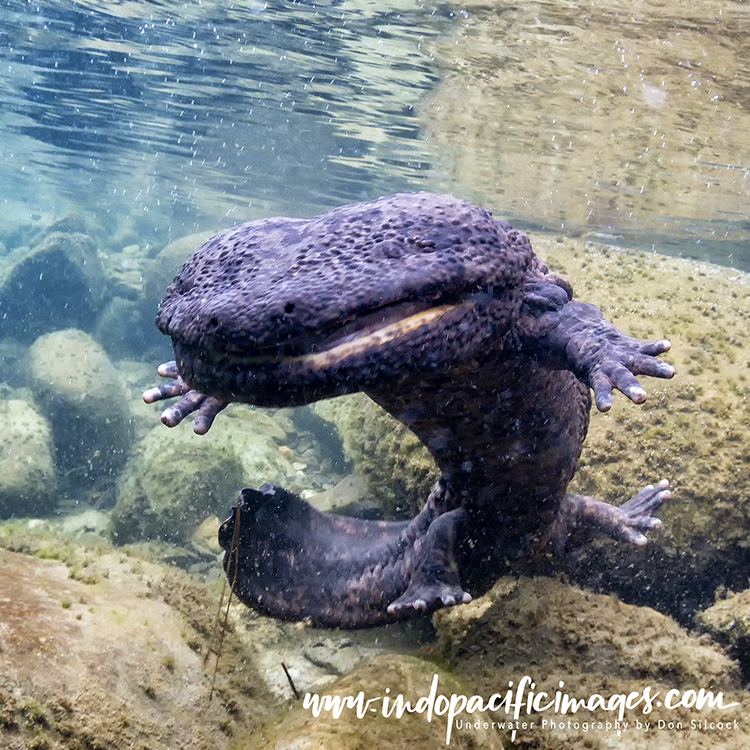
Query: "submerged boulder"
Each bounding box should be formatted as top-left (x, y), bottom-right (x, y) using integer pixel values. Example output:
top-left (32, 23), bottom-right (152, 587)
top-left (111, 425), bottom-right (246, 544)
top-left (696, 589), bottom-right (750, 683)
top-left (432, 576), bottom-right (749, 749)
top-left (241, 654), bottom-right (504, 750)
top-left (313, 393), bottom-right (438, 519)
top-left (111, 406), bottom-right (296, 544)
top-left (239, 574), bottom-right (750, 749)
top-left (28, 329), bottom-right (133, 482)
top-left (93, 295), bottom-right (151, 360)
top-left (0, 231), bottom-right (107, 342)
top-left (0, 538), bottom-right (275, 750)
top-left (0, 399), bottom-right (57, 517)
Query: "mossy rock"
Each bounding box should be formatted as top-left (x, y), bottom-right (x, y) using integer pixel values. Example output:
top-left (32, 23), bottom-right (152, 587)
top-left (313, 393), bottom-right (438, 518)
top-left (433, 576), bottom-right (749, 749)
top-left (112, 407), bottom-right (295, 544)
top-left (0, 399), bottom-right (57, 517)
top-left (536, 237), bottom-right (750, 621)
top-left (28, 329), bottom-right (133, 481)
top-left (0, 540), bottom-right (275, 750)
top-left (696, 589), bottom-right (750, 682)
top-left (0, 231), bottom-right (106, 341)
top-left (240, 653), bottom-right (504, 750)
top-left (111, 433), bottom-right (245, 544)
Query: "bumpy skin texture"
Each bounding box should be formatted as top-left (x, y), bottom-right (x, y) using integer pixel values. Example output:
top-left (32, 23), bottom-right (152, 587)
top-left (144, 193), bottom-right (674, 627)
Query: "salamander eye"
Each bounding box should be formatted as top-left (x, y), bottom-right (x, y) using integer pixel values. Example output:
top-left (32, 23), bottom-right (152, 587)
top-left (284, 302), bottom-right (295, 314)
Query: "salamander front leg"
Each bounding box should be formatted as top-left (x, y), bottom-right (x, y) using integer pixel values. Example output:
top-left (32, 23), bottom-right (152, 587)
top-left (519, 286), bottom-right (675, 411)
top-left (143, 360), bottom-right (228, 434)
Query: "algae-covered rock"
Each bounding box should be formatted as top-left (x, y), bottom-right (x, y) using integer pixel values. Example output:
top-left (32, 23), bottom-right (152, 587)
top-left (535, 238), bottom-right (750, 621)
top-left (0, 231), bottom-right (107, 341)
top-left (696, 589), bottom-right (750, 681)
top-left (0, 399), bottom-right (58, 517)
top-left (0, 536), bottom-right (276, 750)
top-left (112, 406), bottom-right (295, 544)
top-left (93, 295), bottom-right (151, 360)
top-left (99, 242), bottom-right (149, 301)
top-left (313, 393), bottom-right (438, 518)
top-left (241, 654), bottom-right (504, 750)
top-left (435, 577), bottom-right (737, 687)
top-left (307, 474), bottom-right (372, 515)
top-left (433, 576), bottom-right (748, 749)
top-left (0, 337), bottom-right (29, 388)
top-left (111, 429), bottom-right (245, 544)
top-left (29, 329), bottom-right (133, 481)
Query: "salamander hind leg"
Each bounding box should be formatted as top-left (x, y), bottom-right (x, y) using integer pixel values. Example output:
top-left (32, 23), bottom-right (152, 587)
top-left (550, 480), bottom-right (671, 556)
top-left (219, 483), bottom-right (471, 627)
top-left (386, 508), bottom-right (472, 617)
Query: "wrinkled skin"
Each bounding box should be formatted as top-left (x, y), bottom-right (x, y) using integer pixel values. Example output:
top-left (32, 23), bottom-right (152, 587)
top-left (144, 193), bottom-right (674, 627)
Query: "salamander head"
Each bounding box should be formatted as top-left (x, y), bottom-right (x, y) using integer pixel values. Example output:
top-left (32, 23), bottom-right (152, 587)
top-left (156, 193), bottom-right (535, 406)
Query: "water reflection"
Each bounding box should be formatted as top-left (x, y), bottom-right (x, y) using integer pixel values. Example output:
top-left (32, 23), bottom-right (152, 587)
top-left (424, 0), bottom-right (750, 267)
top-left (0, 0), bottom-right (447, 238)
top-left (0, 0), bottom-right (748, 264)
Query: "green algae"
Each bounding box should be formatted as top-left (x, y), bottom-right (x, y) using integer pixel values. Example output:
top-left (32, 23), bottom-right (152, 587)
top-left (0, 527), bottom-right (277, 750)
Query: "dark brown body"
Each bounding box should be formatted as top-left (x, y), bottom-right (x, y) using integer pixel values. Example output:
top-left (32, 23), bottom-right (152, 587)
top-left (145, 193), bottom-right (674, 627)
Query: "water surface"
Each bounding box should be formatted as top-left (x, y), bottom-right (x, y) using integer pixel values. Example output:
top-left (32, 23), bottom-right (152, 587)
top-left (2, 0), bottom-right (748, 266)
top-left (425, 0), bottom-right (750, 267)
top-left (0, 0), bottom-right (447, 244)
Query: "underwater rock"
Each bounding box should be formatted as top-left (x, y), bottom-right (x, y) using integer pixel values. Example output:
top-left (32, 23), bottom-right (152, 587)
top-left (93, 295), bottom-right (150, 360)
top-left (313, 394), bottom-right (438, 519)
top-left (432, 575), bottom-right (749, 748)
top-left (307, 473), bottom-right (372, 515)
top-left (303, 637), bottom-right (364, 677)
top-left (0, 231), bottom-right (107, 342)
top-left (219, 407), bottom-right (296, 481)
top-left (111, 425), bottom-right (245, 544)
top-left (40, 213), bottom-right (92, 237)
top-left (28, 329), bottom-right (133, 482)
top-left (99, 242), bottom-right (149, 301)
top-left (435, 576), bottom-right (737, 686)
top-left (240, 654), bottom-right (504, 750)
top-left (695, 590), bottom-right (750, 682)
top-left (0, 337), bottom-right (29, 388)
top-left (0, 399), bottom-right (57, 517)
top-left (0, 538), bottom-right (275, 750)
top-left (112, 406), bottom-right (295, 544)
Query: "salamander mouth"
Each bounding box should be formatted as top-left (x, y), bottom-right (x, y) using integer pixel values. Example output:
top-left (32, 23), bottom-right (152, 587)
top-left (218, 296), bottom-right (478, 368)
top-left (286, 300), bottom-right (473, 368)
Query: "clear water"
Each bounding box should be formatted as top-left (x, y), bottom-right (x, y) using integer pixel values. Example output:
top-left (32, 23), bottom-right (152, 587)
top-left (2, 0), bottom-right (748, 265)
top-left (0, 0), bottom-right (448, 244)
